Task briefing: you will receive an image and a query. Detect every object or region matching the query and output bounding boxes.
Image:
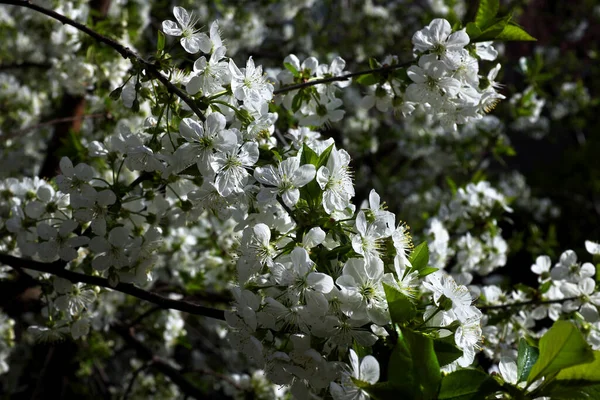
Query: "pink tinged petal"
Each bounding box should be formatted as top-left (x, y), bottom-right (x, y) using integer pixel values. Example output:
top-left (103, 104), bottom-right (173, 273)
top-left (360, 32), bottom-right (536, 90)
top-left (307, 272), bottom-right (334, 293)
top-left (359, 355), bottom-right (380, 384)
top-left (162, 20), bottom-right (182, 36)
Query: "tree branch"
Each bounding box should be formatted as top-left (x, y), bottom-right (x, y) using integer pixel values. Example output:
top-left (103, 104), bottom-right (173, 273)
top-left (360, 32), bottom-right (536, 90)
top-left (273, 61), bottom-right (412, 95)
top-left (478, 296), bottom-right (580, 311)
top-left (3, 112), bottom-right (109, 139)
top-left (0, 0), bottom-right (206, 121)
top-left (113, 324), bottom-right (205, 400)
top-left (0, 254), bottom-right (225, 320)
top-left (0, 61), bottom-right (51, 71)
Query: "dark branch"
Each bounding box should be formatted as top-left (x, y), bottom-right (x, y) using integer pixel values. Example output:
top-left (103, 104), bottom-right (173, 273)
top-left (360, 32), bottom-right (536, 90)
top-left (0, 61), bottom-right (51, 71)
top-left (273, 61), bottom-right (412, 95)
top-left (478, 296), bottom-right (580, 311)
top-left (113, 324), bottom-right (205, 400)
top-left (3, 112), bottom-right (109, 139)
top-left (0, 254), bottom-right (225, 320)
top-left (0, 0), bottom-right (206, 121)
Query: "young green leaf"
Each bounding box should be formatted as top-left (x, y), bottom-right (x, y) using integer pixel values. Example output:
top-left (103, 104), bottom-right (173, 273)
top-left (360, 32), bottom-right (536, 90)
top-left (438, 369), bottom-right (502, 400)
top-left (527, 320), bottom-right (595, 384)
top-left (409, 242), bottom-right (429, 272)
top-left (517, 338), bottom-right (539, 383)
top-left (433, 337), bottom-right (463, 367)
top-left (495, 24), bottom-right (537, 41)
top-left (418, 267), bottom-right (438, 278)
top-left (356, 73), bottom-right (379, 86)
top-left (157, 31), bottom-right (165, 52)
top-left (475, 0), bottom-right (500, 29)
top-left (384, 283), bottom-right (416, 324)
top-left (555, 350), bottom-right (600, 382)
top-left (402, 329), bottom-right (441, 399)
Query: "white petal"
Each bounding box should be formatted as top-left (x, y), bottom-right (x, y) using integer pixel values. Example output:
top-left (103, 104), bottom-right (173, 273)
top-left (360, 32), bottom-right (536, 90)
top-left (359, 355), bottom-right (380, 384)
top-left (162, 20), bottom-right (182, 36)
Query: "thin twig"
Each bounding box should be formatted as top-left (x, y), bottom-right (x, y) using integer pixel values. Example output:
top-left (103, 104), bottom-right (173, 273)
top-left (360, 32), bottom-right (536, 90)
top-left (0, 61), bottom-right (51, 71)
top-left (0, 254), bottom-right (225, 320)
top-left (113, 324), bottom-right (205, 400)
top-left (3, 112), bottom-right (109, 138)
top-left (0, 0), bottom-right (205, 121)
top-left (122, 359), bottom-right (153, 400)
top-left (273, 61), bottom-right (412, 95)
top-left (478, 296), bottom-right (580, 311)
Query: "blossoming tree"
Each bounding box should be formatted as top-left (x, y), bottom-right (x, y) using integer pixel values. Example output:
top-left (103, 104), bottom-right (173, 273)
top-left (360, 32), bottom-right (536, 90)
top-left (0, 0), bottom-right (599, 399)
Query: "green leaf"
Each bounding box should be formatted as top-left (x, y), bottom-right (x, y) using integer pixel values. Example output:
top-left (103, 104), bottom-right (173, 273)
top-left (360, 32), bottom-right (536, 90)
top-left (474, 16), bottom-right (510, 42)
top-left (300, 142), bottom-right (319, 167)
top-left (388, 333), bottom-right (418, 391)
top-left (475, 0), bottom-right (499, 29)
top-left (418, 267), bottom-right (438, 278)
top-left (433, 338), bottom-right (463, 367)
top-left (542, 380), bottom-right (600, 399)
top-left (356, 73), bottom-right (379, 86)
top-left (556, 351), bottom-right (600, 382)
top-left (527, 320), bottom-right (595, 384)
top-left (291, 92), bottom-right (304, 112)
top-left (368, 57), bottom-right (380, 69)
top-left (466, 22), bottom-right (482, 40)
top-left (402, 329), bottom-right (441, 399)
top-left (157, 31), bottom-right (165, 52)
top-left (517, 338), bottom-right (539, 383)
top-left (409, 242), bottom-right (429, 272)
top-left (284, 62), bottom-right (299, 77)
top-left (495, 24), bottom-right (537, 41)
top-left (438, 369), bottom-right (502, 400)
top-left (316, 143), bottom-right (335, 169)
top-left (363, 381), bottom-right (420, 400)
top-left (384, 283), bottom-right (416, 324)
